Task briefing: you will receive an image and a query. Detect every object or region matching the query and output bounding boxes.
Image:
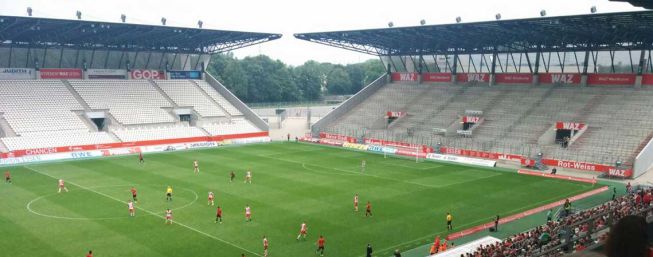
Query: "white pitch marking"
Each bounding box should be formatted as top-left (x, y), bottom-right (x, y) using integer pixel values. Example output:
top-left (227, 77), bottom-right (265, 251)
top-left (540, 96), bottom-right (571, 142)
top-left (25, 166), bottom-right (262, 257)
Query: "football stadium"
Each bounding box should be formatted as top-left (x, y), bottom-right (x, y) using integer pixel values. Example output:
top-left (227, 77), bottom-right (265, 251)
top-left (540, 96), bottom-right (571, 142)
top-left (1, 1), bottom-right (653, 257)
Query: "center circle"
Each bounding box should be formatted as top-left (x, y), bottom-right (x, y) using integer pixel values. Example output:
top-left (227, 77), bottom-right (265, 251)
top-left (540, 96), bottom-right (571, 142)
top-left (26, 184), bottom-right (198, 221)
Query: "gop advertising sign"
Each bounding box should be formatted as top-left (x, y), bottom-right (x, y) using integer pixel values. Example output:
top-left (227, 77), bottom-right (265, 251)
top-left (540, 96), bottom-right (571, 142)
top-left (494, 73), bottom-right (533, 84)
top-left (39, 68), bottom-right (83, 79)
top-left (390, 72), bottom-right (418, 82)
top-left (422, 73), bottom-right (452, 83)
top-left (456, 73), bottom-right (490, 83)
top-left (587, 74), bottom-right (636, 86)
top-left (169, 70), bottom-right (202, 80)
top-left (130, 70), bottom-right (165, 80)
top-left (0, 68), bottom-right (35, 80)
top-left (539, 73), bottom-right (581, 85)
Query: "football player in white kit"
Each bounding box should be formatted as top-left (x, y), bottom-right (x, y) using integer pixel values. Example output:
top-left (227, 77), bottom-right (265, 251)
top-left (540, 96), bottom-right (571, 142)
top-left (245, 170), bottom-right (252, 184)
top-left (245, 205), bottom-right (252, 222)
top-left (58, 179), bottom-right (69, 193)
top-left (296, 222), bottom-right (308, 240)
top-left (193, 160), bottom-right (199, 175)
top-left (165, 209), bottom-right (173, 224)
top-left (128, 200), bottom-right (135, 217)
top-left (208, 191), bottom-right (215, 206)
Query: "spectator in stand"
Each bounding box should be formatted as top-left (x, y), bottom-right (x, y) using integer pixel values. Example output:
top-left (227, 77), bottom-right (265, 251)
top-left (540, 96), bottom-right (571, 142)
top-left (563, 199), bottom-right (572, 217)
top-left (627, 182), bottom-right (633, 193)
top-left (605, 215), bottom-right (649, 257)
top-left (547, 209), bottom-right (554, 222)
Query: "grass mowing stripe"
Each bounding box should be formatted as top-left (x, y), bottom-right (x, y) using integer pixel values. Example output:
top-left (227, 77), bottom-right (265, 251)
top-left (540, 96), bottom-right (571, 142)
top-left (23, 165), bottom-right (262, 257)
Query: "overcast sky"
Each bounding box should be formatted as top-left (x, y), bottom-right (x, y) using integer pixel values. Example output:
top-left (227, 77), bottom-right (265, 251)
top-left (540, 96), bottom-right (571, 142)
top-left (0, 0), bottom-right (644, 66)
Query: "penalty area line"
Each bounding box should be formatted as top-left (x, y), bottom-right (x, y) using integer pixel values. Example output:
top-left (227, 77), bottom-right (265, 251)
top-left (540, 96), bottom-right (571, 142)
top-left (24, 166), bottom-right (262, 257)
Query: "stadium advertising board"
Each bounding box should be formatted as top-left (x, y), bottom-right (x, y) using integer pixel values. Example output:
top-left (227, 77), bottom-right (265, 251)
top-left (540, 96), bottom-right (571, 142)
top-left (169, 70), bottom-right (202, 80)
top-left (494, 73), bottom-right (533, 84)
top-left (642, 74), bottom-right (653, 86)
top-left (0, 68), bottom-right (35, 79)
top-left (518, 169), bottom-right (597, 184)
top-left (342, 142), bottom-right (369, 151)
top-left (39, 68), bottom-right (83, 79)
top-left (587, 73), bottom-right (636, 85)
top-left (440, 147), bottom-right (523, 161)
top-left (462, 116), bottom-right (481, 123)
top-left (539, 73), bottom-right (581, 84)
top-left (390, 72), bottom-right (418, 82)
top-left (386, 112), bottom-right (406, 118)
top-left (456, 73), bottom-right (490, 83)
top-left (541, 159), bottom-right (632, 177)
top-left (86, 69), bottom-right (127, 79)
top-left (130, 69), bottom-right (166, 80)
top-left (363, 138), bottom-right (433, 153)
top-left (555, 122), bottom-right (586, 130)
top-left (319, 132), bottom-right (357, 143)
top-left (426, 153), bottom-right (496, 167)
top-left (421, 72), bottom-right (451, 82)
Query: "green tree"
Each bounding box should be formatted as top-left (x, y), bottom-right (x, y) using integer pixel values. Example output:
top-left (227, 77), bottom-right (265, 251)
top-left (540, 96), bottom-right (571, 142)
top-left (294, 61), bottom-right (323, 100)
top-left (326, 66), bottom-right (352, 95)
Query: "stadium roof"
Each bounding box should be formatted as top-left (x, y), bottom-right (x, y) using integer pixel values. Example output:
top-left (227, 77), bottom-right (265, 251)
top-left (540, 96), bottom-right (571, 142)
top-left (0, 15), bottom-right (282, 54)
top-left (294, 11), bottom-right (653, 56)
top-left (611, 0), bottom-right (653, 9)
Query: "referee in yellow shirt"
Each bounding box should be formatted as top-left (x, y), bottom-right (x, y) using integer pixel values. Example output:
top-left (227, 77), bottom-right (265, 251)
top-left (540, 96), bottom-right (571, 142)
top-left (446, 212), bottom-right (453, 231)
top-left (166, 186), bottom-right (173, 201)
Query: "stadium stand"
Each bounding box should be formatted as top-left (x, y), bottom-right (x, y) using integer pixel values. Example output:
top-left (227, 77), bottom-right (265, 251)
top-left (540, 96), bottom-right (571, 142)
top-left (297, 11), bottom-right (653, 174)
top-left (201, 118), bottom-right (261, 136)
top-left (194, 80), bottom-right (243, 116)
top-left (112, 124), bottom-right (208, 142)
top-left (69, 80), bottom-right (176, 125)
top-left (321, 82), bottom-right (653, 167)
top-left (154, 80), bottom-right (226, 117)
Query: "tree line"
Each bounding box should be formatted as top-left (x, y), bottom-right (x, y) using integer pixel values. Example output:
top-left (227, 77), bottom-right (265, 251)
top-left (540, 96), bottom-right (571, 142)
top-left (206, 53), bottom-right (386, 103)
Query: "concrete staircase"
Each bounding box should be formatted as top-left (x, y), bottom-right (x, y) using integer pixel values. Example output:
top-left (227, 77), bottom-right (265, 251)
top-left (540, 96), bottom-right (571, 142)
top-left (148, 80), bottom-right (179, 108)
top-left (189, 80), bottom-right (233, 119)
top-left (62, 80), bottom-right (91, 110)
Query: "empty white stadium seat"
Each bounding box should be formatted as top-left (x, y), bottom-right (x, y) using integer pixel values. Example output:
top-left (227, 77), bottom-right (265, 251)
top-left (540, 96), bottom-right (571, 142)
top-left (1, 130), bottom-right (115, 151)
top-left (194, 80), bottom-right (242, 115)
top-left (69, 80), bottom-right (174, 124)
top-left (202, 118), bottom-right (260, 136)
top-left (155, 80), bottom-right (225, 117)
top-left (112, 125), bottom-right (207, 142)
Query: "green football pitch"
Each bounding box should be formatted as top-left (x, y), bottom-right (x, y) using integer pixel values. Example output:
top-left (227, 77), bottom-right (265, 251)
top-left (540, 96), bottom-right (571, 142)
top-left (0, 142), bottom-right (597, 257)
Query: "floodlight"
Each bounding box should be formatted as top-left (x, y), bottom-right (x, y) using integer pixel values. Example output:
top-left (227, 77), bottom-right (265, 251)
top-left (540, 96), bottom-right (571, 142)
top-left (540, 10), bottom-right (546, 17)
top-left (495, 13), bottom-right (501, 20)
top-left (591, 6), bottom-right (597, 14)
top-left (198, 20), bottom-right (203, 28)
top-left (161, 17), bottom-right (167, 26)
top-left (27, 7), bottom-right (33, 16)
top-left (420, 19), bottom-right (426, 26)
top-left (121, 14), bottom-right (126, 23)
top-left (456, 17), bottom-right (462, 23)
top-left (388, 22), bottom-right (394, 28)
top-left (76, 11), bottom-right (82, 20)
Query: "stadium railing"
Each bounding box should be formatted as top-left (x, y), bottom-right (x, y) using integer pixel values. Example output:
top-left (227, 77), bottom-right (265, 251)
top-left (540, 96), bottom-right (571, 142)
top-left (204, 73), bottom-right (269, 131)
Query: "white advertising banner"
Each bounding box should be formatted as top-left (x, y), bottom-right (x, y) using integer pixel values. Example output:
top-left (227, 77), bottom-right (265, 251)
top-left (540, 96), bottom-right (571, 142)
top-left (0, 68), bottom-right (36, 79)
top-left (426, 153), bottom-right (496, 167)
top-left (86, 69), bottom-right (127, 79)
